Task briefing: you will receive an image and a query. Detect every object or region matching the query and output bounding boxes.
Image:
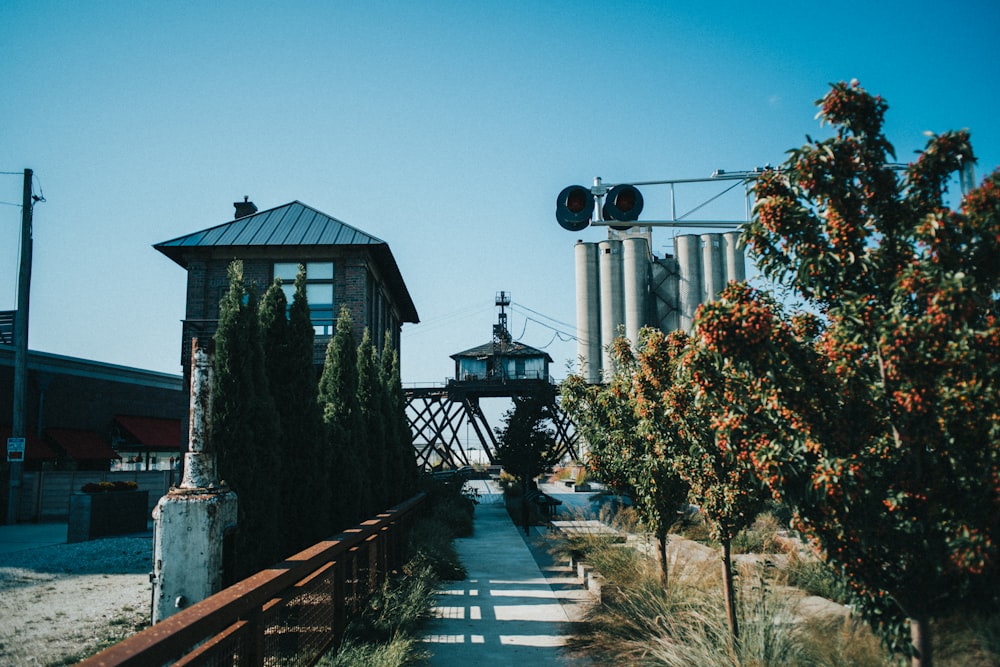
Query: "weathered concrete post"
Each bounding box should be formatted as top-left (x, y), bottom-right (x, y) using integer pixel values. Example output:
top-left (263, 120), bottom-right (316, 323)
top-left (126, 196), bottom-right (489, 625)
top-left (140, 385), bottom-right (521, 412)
top-left (151, 338), bottom-right (238, 623)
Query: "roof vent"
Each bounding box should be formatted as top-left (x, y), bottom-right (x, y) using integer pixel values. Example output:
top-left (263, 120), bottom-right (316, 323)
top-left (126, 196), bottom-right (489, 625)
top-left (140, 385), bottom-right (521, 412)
top-left (233, 196), bottom-right (258, 219)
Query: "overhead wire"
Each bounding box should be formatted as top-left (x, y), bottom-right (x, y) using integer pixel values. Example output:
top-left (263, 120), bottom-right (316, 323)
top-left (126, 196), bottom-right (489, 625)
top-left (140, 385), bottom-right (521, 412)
top-left (406, 302), bottom-right (495, 338)
top-left (521, 315), bottom-right (576, 340)
top-left (537, 331), bottom-right (559, 349)
top-left (514, 316), bottom-right (528, 341)
top-left (506, 301), bottom-right (580, 349)
top-left (407, 296), bottom-right (579, 355)
top-left (31, 175), bottom-right (46, 205)
top-left (0, 171), bottom-right (45, 209)
top-left (512, 301), bottom-right (575, 331)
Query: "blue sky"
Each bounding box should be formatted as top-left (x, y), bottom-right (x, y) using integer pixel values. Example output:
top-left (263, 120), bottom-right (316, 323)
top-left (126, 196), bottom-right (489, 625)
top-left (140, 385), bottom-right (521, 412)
top-left (2, 1), bottom-right (998, 388)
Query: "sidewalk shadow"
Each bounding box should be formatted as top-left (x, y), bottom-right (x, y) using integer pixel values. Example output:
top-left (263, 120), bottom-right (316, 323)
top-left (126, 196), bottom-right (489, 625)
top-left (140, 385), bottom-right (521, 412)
top-left (422, 504), bottom-right (593, 666)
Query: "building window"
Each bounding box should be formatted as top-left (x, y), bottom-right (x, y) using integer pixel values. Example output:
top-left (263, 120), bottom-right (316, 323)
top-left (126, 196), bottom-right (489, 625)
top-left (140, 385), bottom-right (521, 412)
top-left (274, 262), bottom-right (335, 335)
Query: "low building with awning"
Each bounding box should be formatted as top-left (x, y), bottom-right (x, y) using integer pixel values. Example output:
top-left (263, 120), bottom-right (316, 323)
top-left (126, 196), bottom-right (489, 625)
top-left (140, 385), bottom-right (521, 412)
top-left (111, 415), bottom-right (182, 472)
top-left (44, 427), bottom-right (121, 471)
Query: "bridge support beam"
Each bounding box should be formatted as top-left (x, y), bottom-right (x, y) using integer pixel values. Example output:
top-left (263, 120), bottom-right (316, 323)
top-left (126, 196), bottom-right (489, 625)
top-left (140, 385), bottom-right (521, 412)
top-left (404, 385), bottom-right (579, 471)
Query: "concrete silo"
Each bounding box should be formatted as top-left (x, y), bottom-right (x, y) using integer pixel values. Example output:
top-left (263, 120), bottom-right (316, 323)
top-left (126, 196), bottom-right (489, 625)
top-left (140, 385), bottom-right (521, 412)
top-left (574, 241), bottom-right (601, 384)
top-left (574, 230), bottom-right (748, 382)
top-left (598, 239), bottom-right (624, 376)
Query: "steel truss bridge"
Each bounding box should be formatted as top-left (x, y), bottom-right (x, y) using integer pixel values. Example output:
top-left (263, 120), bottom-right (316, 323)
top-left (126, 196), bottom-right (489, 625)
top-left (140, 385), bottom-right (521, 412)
top-left (404, 378), bottom-right (580, 471)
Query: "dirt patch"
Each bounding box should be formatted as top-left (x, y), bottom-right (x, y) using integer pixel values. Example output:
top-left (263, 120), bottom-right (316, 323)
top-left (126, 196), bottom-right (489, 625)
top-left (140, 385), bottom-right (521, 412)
top-left (0, 536), bottom-right (152, 666)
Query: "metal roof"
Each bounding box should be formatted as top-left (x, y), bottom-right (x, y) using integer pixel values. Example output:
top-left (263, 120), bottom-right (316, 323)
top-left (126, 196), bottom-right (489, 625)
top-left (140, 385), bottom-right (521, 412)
top-left (154, 201), bottom-right (385, 261)
top-left (154, 201), bottom-right (419, 323)
top-left (451, 340), bottom-right (553, 362)
top-left (0, 344), bottom-right (184, 391)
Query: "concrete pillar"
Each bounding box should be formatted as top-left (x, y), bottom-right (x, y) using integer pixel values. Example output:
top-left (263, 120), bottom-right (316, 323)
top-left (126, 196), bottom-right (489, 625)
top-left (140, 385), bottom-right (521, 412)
top-left (151, 339), bottom-right (238, 623)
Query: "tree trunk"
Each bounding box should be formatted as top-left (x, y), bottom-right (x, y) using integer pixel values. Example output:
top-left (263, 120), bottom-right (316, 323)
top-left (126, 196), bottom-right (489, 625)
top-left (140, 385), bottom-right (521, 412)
top-left (721, 539), bottom-right (739, 641)
top-left (910, 614), bottom-right (932, 667)
top-left (656, 530), bottom-right (669, 589)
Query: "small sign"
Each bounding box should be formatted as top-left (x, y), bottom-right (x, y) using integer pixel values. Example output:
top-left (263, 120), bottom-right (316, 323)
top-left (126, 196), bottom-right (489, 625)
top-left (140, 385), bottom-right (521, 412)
top-left (7, 437), bottom-right (25, 463)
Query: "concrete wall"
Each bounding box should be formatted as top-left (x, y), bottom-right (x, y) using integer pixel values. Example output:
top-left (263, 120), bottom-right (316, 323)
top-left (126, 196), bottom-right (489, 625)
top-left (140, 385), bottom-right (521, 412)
top-left (18, 470), bottom-right (177, 522)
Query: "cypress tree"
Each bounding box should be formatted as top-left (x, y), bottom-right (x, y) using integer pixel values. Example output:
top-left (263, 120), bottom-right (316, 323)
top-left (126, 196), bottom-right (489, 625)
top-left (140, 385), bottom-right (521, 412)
top-left (287, 266), bottom-right (331, 542)
top-left (259, 270), bottom-right (329, 552)
top-left (258, 278), bottom-right (291, 545)
top-left (214, 261), bottom-right (282, 578)
top-left (377, 338), bottom-right (401, 505)
top-left (357, 329), bottom-right (386, 514)
top-left (318, 305), bottom-right (368, 529)
top-left (380, 341), bottom-right (420, 502)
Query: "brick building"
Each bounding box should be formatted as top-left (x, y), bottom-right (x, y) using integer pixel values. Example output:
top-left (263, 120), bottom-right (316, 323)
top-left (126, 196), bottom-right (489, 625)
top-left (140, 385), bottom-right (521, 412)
top-left (154, 200), bottom-right (419, 378)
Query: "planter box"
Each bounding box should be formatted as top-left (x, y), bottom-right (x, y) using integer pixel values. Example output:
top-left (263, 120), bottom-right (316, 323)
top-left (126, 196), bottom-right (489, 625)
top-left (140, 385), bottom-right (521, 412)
top-left (68, 490), bottom-right (150, 543)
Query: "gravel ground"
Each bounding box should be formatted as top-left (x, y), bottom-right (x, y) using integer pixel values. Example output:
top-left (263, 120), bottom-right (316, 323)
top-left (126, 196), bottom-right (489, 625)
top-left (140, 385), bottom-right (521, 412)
top-left (0, 536), bottom-right (152, 666)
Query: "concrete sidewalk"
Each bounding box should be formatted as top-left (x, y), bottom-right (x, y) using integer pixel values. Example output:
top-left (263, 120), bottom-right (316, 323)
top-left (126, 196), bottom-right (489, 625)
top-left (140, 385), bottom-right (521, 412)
top-left (421, 501), bottom-right (593, 666)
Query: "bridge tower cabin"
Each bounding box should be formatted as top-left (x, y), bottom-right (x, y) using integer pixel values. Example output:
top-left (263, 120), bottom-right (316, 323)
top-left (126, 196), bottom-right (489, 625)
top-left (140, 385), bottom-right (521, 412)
top-left (405, 292), bottom-right (578, 470)
top-left (449, 291), bottom-right (552, 393)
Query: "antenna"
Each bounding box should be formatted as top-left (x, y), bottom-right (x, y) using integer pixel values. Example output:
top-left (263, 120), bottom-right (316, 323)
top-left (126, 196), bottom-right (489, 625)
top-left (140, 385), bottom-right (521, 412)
top-left (494, 291), bottom-right (511, 344)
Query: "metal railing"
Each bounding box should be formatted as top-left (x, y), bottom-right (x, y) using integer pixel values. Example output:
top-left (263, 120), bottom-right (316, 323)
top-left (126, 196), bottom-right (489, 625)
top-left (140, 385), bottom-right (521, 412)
top-left (79, 492), bottom-right (427, 667)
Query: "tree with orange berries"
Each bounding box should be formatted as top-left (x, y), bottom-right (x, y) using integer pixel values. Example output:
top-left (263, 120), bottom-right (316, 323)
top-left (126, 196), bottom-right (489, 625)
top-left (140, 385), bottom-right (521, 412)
top-left (630, 326), bottom-right (770, 641)
top-left (565, 328), bottom-right (769, 637)
top-left (698, 82), bottom-right (999, 666)
top-left (562, 336), bottom-right (689, 588)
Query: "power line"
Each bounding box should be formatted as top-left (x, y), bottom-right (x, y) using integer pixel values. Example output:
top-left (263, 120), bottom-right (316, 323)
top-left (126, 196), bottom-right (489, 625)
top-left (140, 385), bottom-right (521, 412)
top-left (517, 315), bottom-right (578, 342)
top-left (511, 302), bottom-right (576, 331)
top-left (405, 302), bottom-right (495, 338)
top-left (514, 316), bottom-right (528, 340)
top-left (31, 175), bottom-right (45, 204)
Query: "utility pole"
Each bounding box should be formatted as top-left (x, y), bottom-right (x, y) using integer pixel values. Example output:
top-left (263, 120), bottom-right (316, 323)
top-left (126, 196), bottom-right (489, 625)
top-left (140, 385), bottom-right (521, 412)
top-left (6, 168), bottom-right (33, 525)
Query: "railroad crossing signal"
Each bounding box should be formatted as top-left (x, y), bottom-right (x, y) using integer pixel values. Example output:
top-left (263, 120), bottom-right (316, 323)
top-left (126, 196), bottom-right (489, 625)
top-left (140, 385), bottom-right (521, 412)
top-left (555, 170), bottom-right (773, 232)
top-left (555, 181), bottom-right (643, 232)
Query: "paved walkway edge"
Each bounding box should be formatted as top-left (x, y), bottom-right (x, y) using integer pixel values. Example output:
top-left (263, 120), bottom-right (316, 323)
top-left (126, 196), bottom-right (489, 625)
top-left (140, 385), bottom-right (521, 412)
top-left (421, 502), bottom-right (593, 666)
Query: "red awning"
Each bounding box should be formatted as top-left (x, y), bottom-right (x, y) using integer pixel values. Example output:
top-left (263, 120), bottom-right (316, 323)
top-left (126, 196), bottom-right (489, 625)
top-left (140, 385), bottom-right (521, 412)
top-left (114, 415), bottom-right (182, 450)
top-left (45, 428), bottom-right (121, 461)
top-left (1, 425), bottom-right (58, 461)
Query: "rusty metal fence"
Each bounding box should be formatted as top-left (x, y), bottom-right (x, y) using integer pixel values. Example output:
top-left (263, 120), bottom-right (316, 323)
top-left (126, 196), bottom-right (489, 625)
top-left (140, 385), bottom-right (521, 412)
top-left (79, 492), bottom-right (427, 667)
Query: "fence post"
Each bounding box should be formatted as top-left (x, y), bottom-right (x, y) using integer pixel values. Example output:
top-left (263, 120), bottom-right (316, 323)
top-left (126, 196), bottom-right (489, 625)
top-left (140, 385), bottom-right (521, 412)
top-left (246, 607), bottom-right (266, 667)
top-left (367, 533), bottom-right (380, 591)
top-left (332, 559), bottom-right (346, 646)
